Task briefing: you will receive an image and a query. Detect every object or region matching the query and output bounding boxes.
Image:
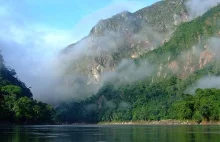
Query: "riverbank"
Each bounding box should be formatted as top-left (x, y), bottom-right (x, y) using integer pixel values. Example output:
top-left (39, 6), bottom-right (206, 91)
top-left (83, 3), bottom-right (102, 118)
top-left (0, 121), bottom-right (56, 125)
top-left (2, 120), bottom-right (220, 125)
top-left (99, 120), bottom-right (220, 125)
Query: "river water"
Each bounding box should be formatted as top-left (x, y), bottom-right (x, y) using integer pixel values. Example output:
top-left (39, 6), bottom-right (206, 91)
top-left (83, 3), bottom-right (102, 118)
top-left (0, 125), bottom-right (220, 142)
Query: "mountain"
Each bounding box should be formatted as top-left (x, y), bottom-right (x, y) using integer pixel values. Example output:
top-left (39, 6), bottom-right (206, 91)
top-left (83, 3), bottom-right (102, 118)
top-left (60, 0), bottom-right (188, 85)
top-left (56, 4), bottom-right (220, 123)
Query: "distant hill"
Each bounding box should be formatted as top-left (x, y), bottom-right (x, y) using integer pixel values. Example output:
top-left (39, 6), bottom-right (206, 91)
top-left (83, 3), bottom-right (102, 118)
top-left (0, 53), bottom-right (54, 124)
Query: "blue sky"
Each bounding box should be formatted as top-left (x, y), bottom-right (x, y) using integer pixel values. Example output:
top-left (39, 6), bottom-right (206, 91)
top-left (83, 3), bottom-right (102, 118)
top-left (25, 0), bottom-right (158, 30)
top-left (0, 0), bottom-right (159, 51)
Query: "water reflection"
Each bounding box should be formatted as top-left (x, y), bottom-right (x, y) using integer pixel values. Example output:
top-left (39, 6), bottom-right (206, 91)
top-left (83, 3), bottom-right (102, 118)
top-left (0, 125), bottom-right (220, 142)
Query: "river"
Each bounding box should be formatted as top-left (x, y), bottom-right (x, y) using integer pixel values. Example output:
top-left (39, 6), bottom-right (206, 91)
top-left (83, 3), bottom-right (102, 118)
top-left (0, 125), bottom-right (220, 142)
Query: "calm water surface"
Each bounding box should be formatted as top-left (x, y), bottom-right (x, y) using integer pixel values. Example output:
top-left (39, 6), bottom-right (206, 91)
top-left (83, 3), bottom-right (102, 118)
top-left (1, 125), bottom-right (220, 142)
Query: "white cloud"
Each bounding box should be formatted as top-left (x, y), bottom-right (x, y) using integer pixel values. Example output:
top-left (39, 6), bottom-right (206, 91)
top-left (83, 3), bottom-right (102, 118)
top-left (186, 0), bottom-right (220, 19)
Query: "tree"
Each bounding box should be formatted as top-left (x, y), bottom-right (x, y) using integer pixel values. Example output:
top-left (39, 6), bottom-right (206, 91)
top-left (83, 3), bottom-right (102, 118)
top-left (13, 97), bottom-right (34, 122)
top-left (194, 88), bottom-right (220, 121)
top-left (1, 85), bottom-right (22, 96)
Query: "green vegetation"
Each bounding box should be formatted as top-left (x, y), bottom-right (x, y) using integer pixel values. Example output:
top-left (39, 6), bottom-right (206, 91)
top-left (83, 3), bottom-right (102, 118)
top-left (172, 88), bottom-right (220, 122)
top-left (55, 65), bottom-right (220, 123)
top-left (0, 53), bottom-right (55, 124)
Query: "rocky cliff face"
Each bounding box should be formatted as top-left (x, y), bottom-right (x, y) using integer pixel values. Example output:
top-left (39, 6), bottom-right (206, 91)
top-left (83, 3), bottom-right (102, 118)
top-left (156, 45), bottom-right (215, 80)
top-left (61, 0), bottom-right (189, 85)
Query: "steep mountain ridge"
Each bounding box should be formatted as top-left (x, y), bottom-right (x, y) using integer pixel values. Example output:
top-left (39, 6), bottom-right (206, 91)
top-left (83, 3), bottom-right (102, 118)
top-left (91, 0), bottom-right (188, 35)
top-left (61, 0), bottom-right (188, 85)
